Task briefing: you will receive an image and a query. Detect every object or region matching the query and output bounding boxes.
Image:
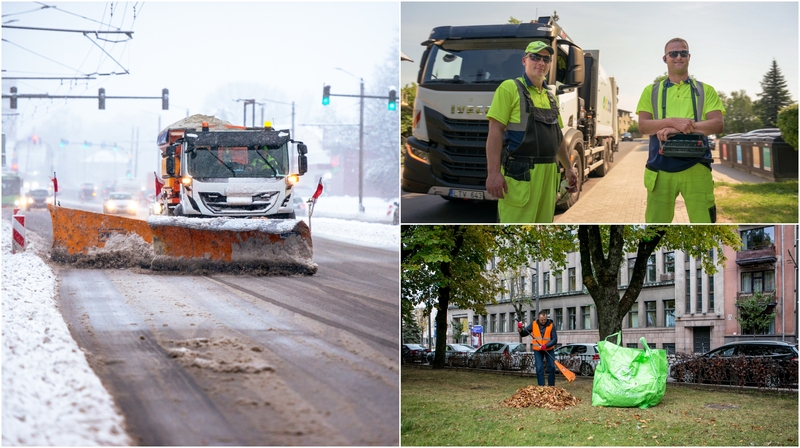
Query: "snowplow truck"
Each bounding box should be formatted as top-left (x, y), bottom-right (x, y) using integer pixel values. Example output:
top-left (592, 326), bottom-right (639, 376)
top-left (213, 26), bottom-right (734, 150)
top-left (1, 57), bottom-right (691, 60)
top-left (155, 115), bottom-right (308, 218)
top-left (48, 114), bottom-right (316, 275)
top-left (402, 15), bottom-right (619, 210)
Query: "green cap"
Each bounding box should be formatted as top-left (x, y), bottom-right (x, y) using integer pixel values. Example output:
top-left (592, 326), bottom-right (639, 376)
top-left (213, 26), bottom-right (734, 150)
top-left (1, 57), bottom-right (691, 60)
top-left (525, 41), bottom-right (554, 55)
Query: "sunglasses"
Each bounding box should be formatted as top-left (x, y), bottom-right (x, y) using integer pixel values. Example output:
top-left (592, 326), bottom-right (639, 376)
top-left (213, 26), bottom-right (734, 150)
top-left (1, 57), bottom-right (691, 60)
top-left (666, 50), bottom-right (690, 58)
top-left (527, 53), bottom-right (552, 64)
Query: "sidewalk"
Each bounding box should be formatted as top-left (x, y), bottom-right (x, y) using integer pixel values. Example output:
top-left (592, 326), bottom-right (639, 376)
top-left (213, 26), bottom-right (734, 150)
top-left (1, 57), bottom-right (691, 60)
top-left (554, 142), bottom-right (766, 223)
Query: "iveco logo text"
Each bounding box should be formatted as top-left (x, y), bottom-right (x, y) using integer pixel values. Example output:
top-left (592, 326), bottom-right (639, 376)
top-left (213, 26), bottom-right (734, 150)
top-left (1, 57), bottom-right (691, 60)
top-left (451, 105), bottom-right (491, 115)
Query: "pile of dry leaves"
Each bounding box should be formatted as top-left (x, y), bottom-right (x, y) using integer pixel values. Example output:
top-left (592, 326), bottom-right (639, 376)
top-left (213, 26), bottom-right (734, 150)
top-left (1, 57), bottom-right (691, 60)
top-left (502, 385), bottom-right (581, 410)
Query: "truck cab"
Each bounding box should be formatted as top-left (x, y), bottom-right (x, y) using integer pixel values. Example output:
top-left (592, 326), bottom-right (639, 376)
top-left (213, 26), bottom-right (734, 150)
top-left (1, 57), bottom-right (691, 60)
top-left (156, 118), bottom-right (308, 218)
top-left (403, 15), bottom-right (616, 210)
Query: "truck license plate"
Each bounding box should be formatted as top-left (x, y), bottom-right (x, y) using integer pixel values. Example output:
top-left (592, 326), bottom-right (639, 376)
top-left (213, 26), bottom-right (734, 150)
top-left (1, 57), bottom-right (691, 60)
top-left (449, 189), bottom-right (484, 200)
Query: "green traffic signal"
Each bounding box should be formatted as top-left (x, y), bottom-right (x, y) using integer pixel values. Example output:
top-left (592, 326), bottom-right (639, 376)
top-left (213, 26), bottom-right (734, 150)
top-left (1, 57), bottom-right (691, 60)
top-left (322, 85), bottom-right (331, 106)
top-left (388, 89), bottom-right (397, 111)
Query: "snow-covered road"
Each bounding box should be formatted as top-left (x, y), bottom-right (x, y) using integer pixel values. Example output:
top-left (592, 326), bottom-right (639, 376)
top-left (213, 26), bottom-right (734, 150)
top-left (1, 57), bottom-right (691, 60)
top-left (2, 196), bottom-right (399, 445)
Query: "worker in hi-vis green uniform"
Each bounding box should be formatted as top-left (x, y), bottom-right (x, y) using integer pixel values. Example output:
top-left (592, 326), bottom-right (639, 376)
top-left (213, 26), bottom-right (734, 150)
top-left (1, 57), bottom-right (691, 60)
top-left (636, 37), bottom-right (725, 223)
top-left (250, 146), bottom-right (280, 175)
top-left (486, 41), bottom-right (578, 223)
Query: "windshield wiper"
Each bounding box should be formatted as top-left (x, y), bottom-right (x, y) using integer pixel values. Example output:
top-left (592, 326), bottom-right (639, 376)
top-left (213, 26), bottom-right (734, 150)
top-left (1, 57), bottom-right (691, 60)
top-left (254, 147), bottom-right (278, 176)
top-left (198, 147), bottom-right (236, 176)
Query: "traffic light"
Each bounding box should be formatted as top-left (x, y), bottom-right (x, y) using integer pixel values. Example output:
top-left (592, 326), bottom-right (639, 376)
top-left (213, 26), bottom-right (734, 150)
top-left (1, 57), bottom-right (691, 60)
top-left (388, 89), bottom-right (397, 111)
top-left (59, 139), bottom-right (68, 148)
top-left (98, 88), bottom-right (106, 110)
top-left (322, 85), bottom-right (330, 106)
top-left (162, 88), bottom-right (169, 110)
top-left (10, 87), bottom-right (17, 109)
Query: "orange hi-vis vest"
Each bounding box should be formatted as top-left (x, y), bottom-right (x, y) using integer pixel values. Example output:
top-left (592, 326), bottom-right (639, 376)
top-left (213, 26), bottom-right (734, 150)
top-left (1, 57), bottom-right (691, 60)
top-left (531, 322), bottom-right (553, 351)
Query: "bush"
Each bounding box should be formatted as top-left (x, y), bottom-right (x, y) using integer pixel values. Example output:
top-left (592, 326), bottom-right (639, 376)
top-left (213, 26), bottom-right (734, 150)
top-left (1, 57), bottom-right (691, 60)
top-left (777, 103), bottom-right (798, 150)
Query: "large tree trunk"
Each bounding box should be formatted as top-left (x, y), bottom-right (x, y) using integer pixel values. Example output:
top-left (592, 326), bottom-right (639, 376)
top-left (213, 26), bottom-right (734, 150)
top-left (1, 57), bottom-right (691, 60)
top-left (578, 226), bottom-right (665, 346)
top-left (432, 227), bottom-right (466, 369)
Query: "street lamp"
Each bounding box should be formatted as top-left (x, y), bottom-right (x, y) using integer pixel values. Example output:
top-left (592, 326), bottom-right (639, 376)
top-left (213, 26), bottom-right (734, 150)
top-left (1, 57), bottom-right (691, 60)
top-left (335, 67), bottom-right (365, 213)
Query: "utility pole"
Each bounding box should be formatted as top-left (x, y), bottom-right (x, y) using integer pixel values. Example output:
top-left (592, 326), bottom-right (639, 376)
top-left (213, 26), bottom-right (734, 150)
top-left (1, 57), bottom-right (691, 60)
top-left (358, 78), bottom-right (365, 213)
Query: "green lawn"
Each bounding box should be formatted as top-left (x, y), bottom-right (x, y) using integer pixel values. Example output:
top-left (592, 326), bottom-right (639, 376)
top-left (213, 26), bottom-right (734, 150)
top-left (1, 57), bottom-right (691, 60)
top-left (401, 367), bottom-right (798, 446)
top-left (715, 180), bottom-right (798, 223)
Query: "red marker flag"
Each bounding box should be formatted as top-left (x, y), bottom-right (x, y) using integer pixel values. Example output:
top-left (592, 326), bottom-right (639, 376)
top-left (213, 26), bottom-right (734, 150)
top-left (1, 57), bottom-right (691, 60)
top-left (154, 171), bottom-right (165, 196)
top-left (51, 172), bottom-right (58, 193)
top-left (311, 177), bottom-right (323, 202)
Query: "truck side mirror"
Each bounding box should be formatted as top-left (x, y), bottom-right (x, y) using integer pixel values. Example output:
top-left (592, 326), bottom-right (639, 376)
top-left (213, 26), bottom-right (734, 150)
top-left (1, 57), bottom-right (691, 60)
top-left (297, 143), bottom-right (308, 155)
top-left (166, 145), bottom-right (176, 157)
top-left (567, 46), bottom-right (585, 86)
top-left (298, 155), bottom-right (308, 175)
top-left (166, 156), bottom-right (176, 176)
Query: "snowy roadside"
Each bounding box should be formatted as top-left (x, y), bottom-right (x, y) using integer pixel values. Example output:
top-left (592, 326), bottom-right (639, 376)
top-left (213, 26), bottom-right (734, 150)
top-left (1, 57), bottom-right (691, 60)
top-left (2, 219), bottom-right (132, 446)
top-left (1, 198), bottom-right (398, 445)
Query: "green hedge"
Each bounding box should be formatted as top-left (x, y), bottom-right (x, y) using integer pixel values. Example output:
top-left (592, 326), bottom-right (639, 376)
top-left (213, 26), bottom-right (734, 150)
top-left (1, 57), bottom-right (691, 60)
top-left (777, 103), bottom-right (798, 150)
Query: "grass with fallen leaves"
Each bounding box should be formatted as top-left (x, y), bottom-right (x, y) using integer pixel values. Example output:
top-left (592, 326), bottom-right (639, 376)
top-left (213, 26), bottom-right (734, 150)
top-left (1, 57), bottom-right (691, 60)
top-left (401, 367), bottom-right (798, 446)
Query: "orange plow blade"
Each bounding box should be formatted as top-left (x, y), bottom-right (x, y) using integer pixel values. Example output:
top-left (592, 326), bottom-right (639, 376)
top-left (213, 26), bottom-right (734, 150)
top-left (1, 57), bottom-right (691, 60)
top-left (48, 205), bottom-right (316, 275)
top-left (148, 216), bottom-right (316, 275)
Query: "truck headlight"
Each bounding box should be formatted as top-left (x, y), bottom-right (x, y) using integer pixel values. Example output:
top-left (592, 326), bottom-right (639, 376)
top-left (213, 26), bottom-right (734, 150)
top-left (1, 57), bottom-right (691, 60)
top-left (406, 143), bottom-right (431, 165)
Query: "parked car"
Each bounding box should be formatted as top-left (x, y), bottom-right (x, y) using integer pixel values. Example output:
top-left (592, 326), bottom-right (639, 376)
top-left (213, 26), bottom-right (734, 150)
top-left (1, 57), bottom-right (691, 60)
top-left (401, 343), bottom-right (430, 364)
top-left (292, 195), bottom-right (307, 217)
top-left (468, 342), bottom-right (531, 371)
top-left (621, 132), bottom-right (633, 142)
top-left (103, 192), bottom-right (139, 215)
top-left (669, 340), bottom-right (798, 388)
top-left (426, 343), bottom-right (476, 365)
top-left (742, 128), bottom-right (781, 136)
top-left (554, 343), bottom-right (601, 376)
top-left (22, 189), bottom-right (52, 210)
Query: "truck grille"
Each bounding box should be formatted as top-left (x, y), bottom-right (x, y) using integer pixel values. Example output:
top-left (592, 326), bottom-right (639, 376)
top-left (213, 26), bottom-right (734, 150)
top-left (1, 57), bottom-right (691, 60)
top-left (199, 191), bottom-right (278, 214)
top-left (424, 107), bottom-right (489, 186)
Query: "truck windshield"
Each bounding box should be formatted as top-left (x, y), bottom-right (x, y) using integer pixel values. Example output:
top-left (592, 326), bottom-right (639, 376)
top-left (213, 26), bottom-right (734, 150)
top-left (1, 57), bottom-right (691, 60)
top-left (423, 47), bottom-right (526, 85)
top-left (187, 143), bottom-right (289, 179)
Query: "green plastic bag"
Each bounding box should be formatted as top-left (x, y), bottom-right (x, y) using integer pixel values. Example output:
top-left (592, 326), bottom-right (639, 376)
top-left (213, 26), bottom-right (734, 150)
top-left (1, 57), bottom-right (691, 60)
top-left (592, 332), bottom-right (668, 409)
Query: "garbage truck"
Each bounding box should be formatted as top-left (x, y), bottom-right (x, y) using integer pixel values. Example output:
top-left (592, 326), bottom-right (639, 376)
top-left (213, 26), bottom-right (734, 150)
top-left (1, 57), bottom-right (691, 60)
top-left (402, 15), bottom-right (618, 210)
top-left (154, 115), bottom-right (308, 218)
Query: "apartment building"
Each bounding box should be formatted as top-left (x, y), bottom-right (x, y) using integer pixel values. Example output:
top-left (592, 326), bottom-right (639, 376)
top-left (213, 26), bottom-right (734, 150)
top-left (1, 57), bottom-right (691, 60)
top-left (445, 226), bottom-right (797, 354)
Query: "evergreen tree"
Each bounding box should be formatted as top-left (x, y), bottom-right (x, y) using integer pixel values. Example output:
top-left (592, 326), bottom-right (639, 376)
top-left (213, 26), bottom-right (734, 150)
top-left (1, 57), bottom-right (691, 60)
top-left (722, 90), bottom-right (762, 134)
top-left (756, 59), bottom-right (792, 128)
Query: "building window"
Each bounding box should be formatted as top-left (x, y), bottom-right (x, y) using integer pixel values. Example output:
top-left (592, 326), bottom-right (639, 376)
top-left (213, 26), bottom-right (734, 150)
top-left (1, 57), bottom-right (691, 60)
top-left (628, 303), bottom-right (639, 328)
top-left (741, 270), bottom-right (775, 293)
top-left (569, 268), bottom-right (576, 291)
top-left (529, 310), bottom-right (536, 325)
top-left (520, 276), bottom-right (527, 296)
top-left (626, 343), bottom-right (638, 349)
top-left (473, 315), bottom-right (479, 327)
top-left (685, 269), bottom-right (691, 313)
top-left (500, 313), bottom-right (507, 333)
top-left (582, 305), bottom-right (591, 330)
top-left (664, 252), bottom-right (675, 274)
top-left (567, 307), bottom-right (576, 330)
top-left (663, 343), bottom-right (676, 355)
top-left (555, 271), bottom-right (563, 293)
top-left (741, 227), bottom-right (775, 251)
top-left (555, 308), bottom-right (563, 330)
top-left (696, 269), bottom-right (703, 313)
top-left (628, 258), bottom-right (636, 285)
top-left (491, 257), bottom-right (496, 270)
top-left (532, 273), bottom-right (538, 297)
top-left (490, 314), bottom-right (497, 333)
top-left (665, 300), bottom-right (675, 327)
top-left (646, 254), bottom-right (656, 283)
top-left (645, 301), bottom-right (657, 327)
top-left (708, 275), bottom-right (715, 312)
top-left (543, 272), bottom-right (550, 295)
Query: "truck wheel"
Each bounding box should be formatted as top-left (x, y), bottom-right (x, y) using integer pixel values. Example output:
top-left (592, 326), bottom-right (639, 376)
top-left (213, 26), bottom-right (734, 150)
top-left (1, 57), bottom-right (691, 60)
top-left (556, 146), bottom-right (583, 211)
top-left (594, 141), bottom-right (611, 177)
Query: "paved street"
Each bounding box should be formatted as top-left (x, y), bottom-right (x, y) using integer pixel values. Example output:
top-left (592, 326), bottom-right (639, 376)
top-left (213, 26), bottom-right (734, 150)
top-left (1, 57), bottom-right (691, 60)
top-left (555, 141), bottom-right (766, 223)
